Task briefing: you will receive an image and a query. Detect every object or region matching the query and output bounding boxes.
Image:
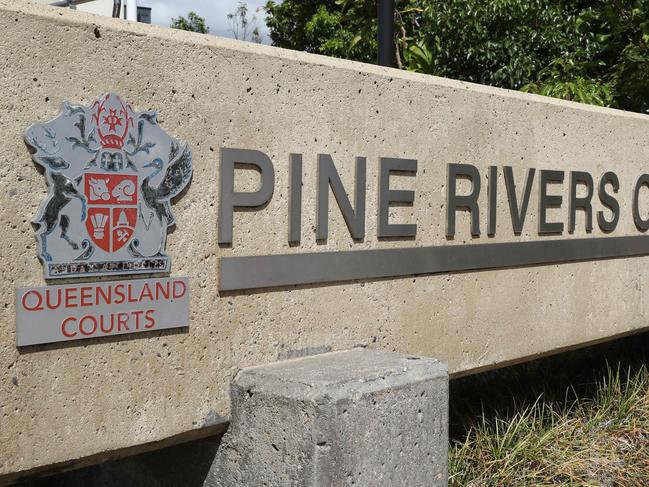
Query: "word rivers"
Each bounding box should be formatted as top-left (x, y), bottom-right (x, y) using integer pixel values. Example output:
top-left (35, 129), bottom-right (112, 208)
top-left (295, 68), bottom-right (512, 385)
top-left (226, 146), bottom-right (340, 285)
top-left (217, 148), bottom-right (649, 243)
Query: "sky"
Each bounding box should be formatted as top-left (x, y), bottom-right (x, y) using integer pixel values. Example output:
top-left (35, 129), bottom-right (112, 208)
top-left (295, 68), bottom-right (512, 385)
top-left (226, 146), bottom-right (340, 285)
top-left (145, 0), bottom-right (274, 43)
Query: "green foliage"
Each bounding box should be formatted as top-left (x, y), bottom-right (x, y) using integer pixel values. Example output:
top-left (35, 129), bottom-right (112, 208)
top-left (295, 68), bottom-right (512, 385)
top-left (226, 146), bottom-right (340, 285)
top-left (170, 12), bottom-right (209, 34)
top-left (595, 0), bottom-right (649, 112)
top-left (264, 1), bottom-right (336, 53)
top-left (264, 0), bottom-right (649, 113)
top-left (413, 0), bottom-right (593, 90)
top-left (520, 0), bottom-right (649, 111)
top-left (403, 42), bottom-right (433, 74)
top-left (521, 58), bottom-right (616, 106)
top-left (522, 77), bottom-right (615, 106)
top-left (265, 0), bottom-right (378, 62)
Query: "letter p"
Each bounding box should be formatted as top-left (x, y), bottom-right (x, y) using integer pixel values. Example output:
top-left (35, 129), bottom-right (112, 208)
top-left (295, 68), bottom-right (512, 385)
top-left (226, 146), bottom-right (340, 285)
top-left (218, 148), bottom-right (275, 244)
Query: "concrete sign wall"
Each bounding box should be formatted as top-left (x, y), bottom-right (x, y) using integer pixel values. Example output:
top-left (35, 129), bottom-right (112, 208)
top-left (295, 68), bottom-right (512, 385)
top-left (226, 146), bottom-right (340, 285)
top-left (2, 1), bottom-right (649, 481)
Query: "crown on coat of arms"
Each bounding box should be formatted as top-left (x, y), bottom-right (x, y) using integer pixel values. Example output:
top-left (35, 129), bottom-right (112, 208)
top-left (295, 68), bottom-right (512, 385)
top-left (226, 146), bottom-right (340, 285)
top-left (92, 93), bottom-right (131, 150)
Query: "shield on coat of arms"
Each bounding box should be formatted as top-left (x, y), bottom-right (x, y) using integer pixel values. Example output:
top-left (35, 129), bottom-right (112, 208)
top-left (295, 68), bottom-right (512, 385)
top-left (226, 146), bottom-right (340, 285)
top-left (24, 92), bottom-right (193, 279)
top-left (84, 172), bottom-right (138, 253)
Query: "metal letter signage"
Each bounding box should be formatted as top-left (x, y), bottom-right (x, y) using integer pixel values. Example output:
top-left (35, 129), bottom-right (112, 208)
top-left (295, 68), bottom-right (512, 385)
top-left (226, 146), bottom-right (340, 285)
top-left (216, 152), bottom-right (649, 292)
top-left (24, 93), bottom-right (192, 279)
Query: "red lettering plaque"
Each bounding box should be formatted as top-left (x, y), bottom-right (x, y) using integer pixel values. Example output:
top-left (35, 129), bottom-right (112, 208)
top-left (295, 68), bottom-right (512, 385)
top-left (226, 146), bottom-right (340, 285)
top-left (16, 277), bottom-right (189, 346)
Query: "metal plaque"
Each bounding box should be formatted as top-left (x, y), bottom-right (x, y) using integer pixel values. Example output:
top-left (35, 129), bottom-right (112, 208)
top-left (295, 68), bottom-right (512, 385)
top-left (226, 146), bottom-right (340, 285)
top-left (24, 93), bottom-right (192, 279)
top-left (16, 277), bottom-right (189, 346)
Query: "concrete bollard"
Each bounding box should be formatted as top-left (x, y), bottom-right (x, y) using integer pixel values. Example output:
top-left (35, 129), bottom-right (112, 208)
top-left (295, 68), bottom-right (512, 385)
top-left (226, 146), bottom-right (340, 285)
top-left (205, 349), bottom-right (448, 487)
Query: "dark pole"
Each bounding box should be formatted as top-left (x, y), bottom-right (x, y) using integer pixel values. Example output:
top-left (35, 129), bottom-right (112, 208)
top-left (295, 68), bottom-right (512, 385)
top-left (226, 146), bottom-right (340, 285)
top-left (377, 0), bottom-right (395, 67)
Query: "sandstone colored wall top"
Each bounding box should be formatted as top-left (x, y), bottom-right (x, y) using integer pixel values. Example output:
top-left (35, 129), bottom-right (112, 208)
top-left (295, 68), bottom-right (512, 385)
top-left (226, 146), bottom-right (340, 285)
top-left (2, 0), bottom-right (649, 480)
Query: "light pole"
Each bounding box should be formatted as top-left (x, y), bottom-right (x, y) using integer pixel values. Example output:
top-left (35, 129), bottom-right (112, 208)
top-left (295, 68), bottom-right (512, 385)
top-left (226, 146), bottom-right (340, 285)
top-left (377, 0), bottom-right (395, 67)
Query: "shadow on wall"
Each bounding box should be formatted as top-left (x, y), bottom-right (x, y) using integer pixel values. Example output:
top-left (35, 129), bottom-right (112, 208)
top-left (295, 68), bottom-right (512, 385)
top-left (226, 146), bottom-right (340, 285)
top-left (449, 330), bottom-right (649, 440)
top-left (15, 436), bottom-right (221, 487)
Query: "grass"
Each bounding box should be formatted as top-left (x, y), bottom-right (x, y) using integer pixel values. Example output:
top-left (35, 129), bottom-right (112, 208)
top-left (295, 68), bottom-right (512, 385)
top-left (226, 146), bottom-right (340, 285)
top-left (449, 362), bottom-right (649, 486)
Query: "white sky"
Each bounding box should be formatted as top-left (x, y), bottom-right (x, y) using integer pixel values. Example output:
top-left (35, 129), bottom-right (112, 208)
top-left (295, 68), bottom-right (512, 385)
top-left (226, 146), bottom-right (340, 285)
top-left (144, 0), bottom-right (274, 43)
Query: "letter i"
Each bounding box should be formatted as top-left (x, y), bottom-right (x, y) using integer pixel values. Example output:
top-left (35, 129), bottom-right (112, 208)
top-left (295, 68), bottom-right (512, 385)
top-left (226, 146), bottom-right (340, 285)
top-left (488, 166), bottom-right (497, 236)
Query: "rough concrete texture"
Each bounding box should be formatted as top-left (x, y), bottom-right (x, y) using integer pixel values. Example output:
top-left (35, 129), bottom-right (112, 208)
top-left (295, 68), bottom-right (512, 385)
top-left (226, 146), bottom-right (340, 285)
top-left (2, 0), bottom-right (649, 480)
top-left (205, 349), bottom-right (448, 487)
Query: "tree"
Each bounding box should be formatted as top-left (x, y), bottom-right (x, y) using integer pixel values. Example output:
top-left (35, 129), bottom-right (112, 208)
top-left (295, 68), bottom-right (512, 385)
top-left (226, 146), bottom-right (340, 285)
top-left (518, 0), bottom-right (649, 112)
top-left (264, 0), bottom-right (649, 113)
top-left (228, 2), bottom-right (262, 43)
top-left (265, 0), bottom-right (380, 63)
top-left (170, 11), bottom-right (209, 34)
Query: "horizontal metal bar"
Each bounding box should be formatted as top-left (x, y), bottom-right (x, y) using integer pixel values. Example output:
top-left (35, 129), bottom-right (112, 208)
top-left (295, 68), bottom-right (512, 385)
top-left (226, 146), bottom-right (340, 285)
top-left (219, 236), bottom-right (649, 291)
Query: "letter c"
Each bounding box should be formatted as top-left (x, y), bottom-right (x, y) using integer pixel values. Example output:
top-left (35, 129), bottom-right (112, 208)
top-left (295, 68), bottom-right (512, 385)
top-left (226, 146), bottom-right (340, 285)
top-left (61, 317), bottom-right (77, 337)
top-left (633, 174), bottom-right (649, 231)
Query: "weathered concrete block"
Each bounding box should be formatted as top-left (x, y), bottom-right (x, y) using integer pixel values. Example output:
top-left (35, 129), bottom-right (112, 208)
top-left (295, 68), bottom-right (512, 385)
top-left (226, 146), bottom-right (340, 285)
top-left (206, 349), bottom-right (448, 487)
top-left (9, 1), bottom-right (649, 478)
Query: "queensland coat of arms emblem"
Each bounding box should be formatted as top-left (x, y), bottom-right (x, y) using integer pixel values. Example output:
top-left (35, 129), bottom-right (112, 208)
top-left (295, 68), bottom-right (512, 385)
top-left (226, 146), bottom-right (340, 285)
top-left (24, 93), bottom-right (192, 279)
